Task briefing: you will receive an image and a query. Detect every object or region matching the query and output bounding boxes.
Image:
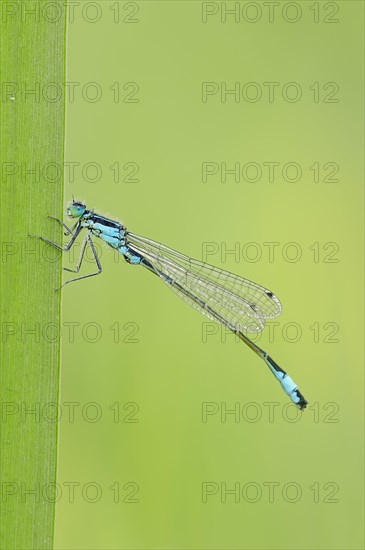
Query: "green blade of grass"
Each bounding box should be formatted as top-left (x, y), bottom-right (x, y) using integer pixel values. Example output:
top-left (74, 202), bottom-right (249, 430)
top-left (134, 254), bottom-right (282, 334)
top-left (0, 2), bottom-right (67, 548)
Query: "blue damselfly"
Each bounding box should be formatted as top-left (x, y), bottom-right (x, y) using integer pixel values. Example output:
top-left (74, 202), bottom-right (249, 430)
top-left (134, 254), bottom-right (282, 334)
top-left (35, 200), bottom-right (308, 410)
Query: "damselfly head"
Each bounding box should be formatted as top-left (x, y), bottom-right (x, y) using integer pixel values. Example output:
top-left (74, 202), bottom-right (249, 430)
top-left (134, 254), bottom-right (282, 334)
top-left (67, 200), bottom-right (86, 218)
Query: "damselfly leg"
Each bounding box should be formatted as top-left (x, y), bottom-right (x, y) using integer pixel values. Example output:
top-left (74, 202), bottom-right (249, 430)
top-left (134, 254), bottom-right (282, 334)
top-left (62, 234), bottom-right (102, 287)
top-left (30, 215), bottom-right (102, 289)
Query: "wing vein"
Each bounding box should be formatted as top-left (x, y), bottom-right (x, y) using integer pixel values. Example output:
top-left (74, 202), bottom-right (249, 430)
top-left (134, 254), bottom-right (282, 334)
top-left (127, 232), bottom-right (282, 333)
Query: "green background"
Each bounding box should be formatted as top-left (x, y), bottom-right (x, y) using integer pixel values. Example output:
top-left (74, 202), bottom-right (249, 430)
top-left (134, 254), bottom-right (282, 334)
top-left (55, 2), bottom-right (363, 548)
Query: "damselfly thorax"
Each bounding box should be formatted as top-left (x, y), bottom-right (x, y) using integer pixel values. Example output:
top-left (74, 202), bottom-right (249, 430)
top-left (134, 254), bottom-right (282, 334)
top-left (81, 210), bottom-right (127, 249)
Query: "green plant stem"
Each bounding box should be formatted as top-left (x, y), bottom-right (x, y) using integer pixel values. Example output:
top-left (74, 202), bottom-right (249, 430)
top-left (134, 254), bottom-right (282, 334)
top-left (0, 2), bottom-right (67, 548)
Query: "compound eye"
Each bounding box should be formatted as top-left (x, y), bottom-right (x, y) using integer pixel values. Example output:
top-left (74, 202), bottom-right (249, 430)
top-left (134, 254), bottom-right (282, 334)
top-left (67, 201), bottom-right (86, 218)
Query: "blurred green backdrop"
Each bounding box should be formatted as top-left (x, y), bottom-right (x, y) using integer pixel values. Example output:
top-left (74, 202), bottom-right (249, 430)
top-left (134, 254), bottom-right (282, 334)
top-left (55, 2), bottom-right (363, 548)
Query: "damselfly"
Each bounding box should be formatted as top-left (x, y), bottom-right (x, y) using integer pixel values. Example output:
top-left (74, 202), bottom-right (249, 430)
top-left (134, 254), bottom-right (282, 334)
top-left (35, 199), bottom-right (308, 410)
